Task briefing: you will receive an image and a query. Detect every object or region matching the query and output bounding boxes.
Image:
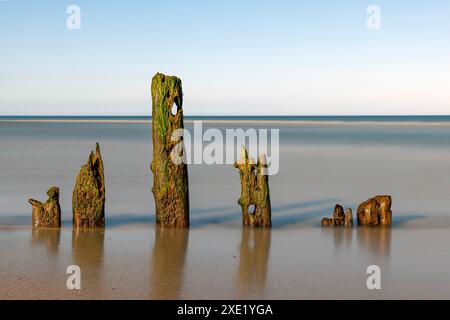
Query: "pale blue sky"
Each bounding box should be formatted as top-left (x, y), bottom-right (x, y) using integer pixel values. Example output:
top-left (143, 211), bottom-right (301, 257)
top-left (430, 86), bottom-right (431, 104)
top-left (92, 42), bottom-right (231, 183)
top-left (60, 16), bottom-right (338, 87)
top-left (1, 0), bottom-right (449, 115)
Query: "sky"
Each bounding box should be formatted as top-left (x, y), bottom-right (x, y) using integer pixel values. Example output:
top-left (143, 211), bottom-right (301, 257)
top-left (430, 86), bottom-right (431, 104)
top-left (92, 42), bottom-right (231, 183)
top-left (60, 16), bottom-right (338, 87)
top-left (0, 0), bottom-right (449, 115)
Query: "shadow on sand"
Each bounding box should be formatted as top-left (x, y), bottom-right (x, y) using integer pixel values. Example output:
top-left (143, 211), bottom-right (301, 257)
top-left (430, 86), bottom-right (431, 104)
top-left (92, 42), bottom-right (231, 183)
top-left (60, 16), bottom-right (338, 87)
top-left (271, 198), bottom-right (339, 228)
top-left (391, 214), bottom-right (426, 227)
top-left (190, 198), bottom-right (339, 228)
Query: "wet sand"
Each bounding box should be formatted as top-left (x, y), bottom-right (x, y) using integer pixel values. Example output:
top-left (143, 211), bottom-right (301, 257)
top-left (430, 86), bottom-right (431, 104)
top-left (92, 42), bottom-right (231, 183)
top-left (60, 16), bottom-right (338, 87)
top-left (1, 120), bottom-right (450, 299)
top-left (2, 224), bottom-right (450, 299)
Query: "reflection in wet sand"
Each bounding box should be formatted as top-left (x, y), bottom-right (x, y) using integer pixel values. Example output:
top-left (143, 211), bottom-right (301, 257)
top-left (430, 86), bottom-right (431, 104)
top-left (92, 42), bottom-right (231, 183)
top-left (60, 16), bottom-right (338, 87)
top-left (31, 227), bottom-right (60, 255)
top-left (332, 227), bottom-right (353, 249)
top-left (357, 227), bottom-right (391, 258)
top-left (150, 226), bottom-right (189, 299)
top-left (324, 226), bottom-right (391, 258)
top-left (72, 228), bottom-right (105, 293)
top-left (237, 228), bottom-right (271, 298)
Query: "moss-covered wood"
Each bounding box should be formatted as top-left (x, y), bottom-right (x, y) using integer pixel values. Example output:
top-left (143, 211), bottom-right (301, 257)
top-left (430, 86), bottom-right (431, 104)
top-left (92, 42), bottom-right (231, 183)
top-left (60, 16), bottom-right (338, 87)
top-left (72, 143), bottom-right (105, 228)
top-left (150, 73), bottom-right (189, 228)
top-left (234, 146), bottom-right (271, 227)
top-left (29, 186), bottom-right (61, 228)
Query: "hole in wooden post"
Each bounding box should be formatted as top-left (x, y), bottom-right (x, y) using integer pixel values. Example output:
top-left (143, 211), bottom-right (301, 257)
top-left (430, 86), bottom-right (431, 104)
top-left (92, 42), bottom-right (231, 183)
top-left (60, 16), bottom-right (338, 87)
top-left (248, 204), bottom-right (255, 215)
top-left (171, 104), bottom-right (178, 116)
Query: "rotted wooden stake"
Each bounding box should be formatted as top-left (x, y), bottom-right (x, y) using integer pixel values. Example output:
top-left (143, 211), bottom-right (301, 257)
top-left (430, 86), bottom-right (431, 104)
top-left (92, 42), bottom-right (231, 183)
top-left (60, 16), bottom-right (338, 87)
top-left (234, 146), bottom-right (271, 227)
top-left (72, 143), bottom-right (105, 228)
top-left (321, 204), bottom-right (353, 227)
top-left (29, 186), bottom-right (61, 228)
top-left (150, 73), bottom-right (189, 228)
top-left (357, 195), bottom-right (392, 226)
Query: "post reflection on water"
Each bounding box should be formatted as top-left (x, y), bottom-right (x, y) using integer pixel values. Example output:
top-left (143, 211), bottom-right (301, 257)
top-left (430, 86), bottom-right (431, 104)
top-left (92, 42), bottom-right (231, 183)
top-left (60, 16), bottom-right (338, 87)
top-left (236, 228), bottom-right (271, 298)
top-left (150, 226), bottom-right (189, 299)
top-left (326, 226), bottom-right (391, 258)
top-left (31, 227), bottom-right (61, 255)
top-left (357, 227), bottom-right (391, 258)
top-left (332, 227), bottom-right (353, 249)
top-left (71, 228), bottom-right (105, 293)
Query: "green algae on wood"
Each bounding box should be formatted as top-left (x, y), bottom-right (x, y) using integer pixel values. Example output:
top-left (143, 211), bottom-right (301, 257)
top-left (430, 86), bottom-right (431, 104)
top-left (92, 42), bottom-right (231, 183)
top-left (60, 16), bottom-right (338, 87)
top-left (72, 143), bottom-right (105, 228)
top-left (29, 186), bottom-right (61, 228)
top-left (150, 73), bottom-right (189, 228)
top-left (234, 146), bottom-right (271, 227)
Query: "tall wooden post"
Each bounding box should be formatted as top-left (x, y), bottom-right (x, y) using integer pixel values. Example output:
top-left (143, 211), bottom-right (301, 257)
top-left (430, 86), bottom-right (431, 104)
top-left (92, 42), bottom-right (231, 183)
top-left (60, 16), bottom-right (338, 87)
top-left (150, 73), bottom-right (189, 228)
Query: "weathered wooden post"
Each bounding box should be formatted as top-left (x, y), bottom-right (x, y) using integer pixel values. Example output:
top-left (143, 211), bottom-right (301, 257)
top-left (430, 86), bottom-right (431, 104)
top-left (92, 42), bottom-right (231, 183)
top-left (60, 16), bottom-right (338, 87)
top-left (150, 73), bottom-right (189, 228)
top-left (72, 143), bottom-right (105, 228)
top-left (357, 195), bottom-right (392, 226)
top-left (29, 186), bottom-right (61, 228)
top-left (321, 204), bottom-right (353, 227)
top-left (345, 208), bottom-right (353, 226)
top-left (235, 146), bottom-right (271, 227)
